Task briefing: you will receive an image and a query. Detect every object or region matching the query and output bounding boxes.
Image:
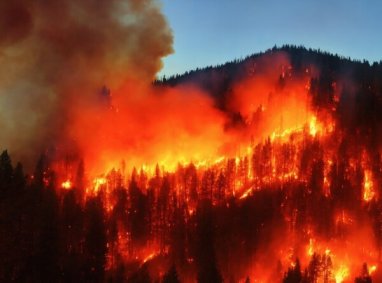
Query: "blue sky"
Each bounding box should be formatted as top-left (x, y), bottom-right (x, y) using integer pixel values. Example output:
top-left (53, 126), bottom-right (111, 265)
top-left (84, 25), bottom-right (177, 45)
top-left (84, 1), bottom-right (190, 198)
top-left (158, 0), bottom-right (382, 77)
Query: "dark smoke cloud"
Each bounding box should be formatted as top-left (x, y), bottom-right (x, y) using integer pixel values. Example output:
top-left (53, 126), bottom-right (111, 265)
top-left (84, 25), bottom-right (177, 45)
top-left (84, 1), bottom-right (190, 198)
top-left (0, 0), bottom-right (173, 166)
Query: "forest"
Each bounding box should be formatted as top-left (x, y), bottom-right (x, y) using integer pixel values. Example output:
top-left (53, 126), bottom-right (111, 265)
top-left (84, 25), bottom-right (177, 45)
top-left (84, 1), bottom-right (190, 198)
top-left (2, 46), bottom-right (382, 282)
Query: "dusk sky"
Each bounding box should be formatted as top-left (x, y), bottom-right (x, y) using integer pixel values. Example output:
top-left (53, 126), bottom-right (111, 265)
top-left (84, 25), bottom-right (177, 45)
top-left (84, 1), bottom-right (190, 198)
top-left (159, 0), bottom-right (382, 77)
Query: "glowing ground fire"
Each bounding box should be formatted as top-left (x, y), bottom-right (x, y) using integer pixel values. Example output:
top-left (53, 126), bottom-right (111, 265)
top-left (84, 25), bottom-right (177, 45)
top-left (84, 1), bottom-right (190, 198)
top-left (1, 46), bottom-right (382, 282)
top-left (48, 105), bottom-right (380, 282)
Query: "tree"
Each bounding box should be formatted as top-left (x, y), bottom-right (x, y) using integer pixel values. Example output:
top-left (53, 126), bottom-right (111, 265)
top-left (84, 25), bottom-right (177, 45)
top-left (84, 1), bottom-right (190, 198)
top-left (283, 259), bottom-right (302, 283)
top-left (305, 253), bottom-right (322, 283)
top-left (36, 188), bottom-right (60, 282)
top-left (163, 264), bottom-right (180, 283)
top-left (60, 190), bottom-right (84, 282)
top-left (25, 182), bottom-right (60, 282)
top-left (32, 154), bottom-right (47, 190)
top-left (355, 263), bottom-right (372, 283)
top-left (12, 162), bottom-right (25, 193)
top-left (196, 202), bottom-right (222, 283)
top-left (83, 196), bottom-right (107, 282)
top-left (322, 255), bottom-right (333, 283)
top-left (75, 159), bottom-right (85, 201)
top-left (129, 175), bottom-right (149, 246)
top-left (0, 150), bottom-right (13, 195)
top-left (128, 264), bottom-right (151, 283)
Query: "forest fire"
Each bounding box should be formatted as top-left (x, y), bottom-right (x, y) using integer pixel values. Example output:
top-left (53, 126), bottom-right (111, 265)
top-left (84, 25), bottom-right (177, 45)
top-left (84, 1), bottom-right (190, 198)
top-left (2, 45), bottom-right (382, 281)
top-left (0, 1), bottom-right (381, 282)
top-left (27, 83), bottom-right (377, 282)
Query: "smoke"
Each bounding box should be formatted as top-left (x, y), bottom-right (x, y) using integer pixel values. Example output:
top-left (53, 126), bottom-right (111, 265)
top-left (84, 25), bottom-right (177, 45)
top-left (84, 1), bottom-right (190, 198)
top-left (0, 0), bottom-right (319, 176)
top-left (69, 83), bottom-right (230, 174)
top-left (66, 51), bottom-right (316, 175)
top-left (0, 0), bottom-right (173, 167)
top-left (225, 52), bottom-right (312, 140)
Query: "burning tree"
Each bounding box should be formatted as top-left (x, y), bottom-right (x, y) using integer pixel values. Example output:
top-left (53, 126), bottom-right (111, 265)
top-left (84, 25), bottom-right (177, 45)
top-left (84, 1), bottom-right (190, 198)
top-left (1, 15), bottom-right (382, 281)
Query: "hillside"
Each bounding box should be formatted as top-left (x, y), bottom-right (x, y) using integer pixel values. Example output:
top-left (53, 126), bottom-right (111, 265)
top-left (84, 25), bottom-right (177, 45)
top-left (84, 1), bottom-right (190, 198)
top-left (157, 46), bottom-right (382, 142)
top-left (1, 46), bottom-right (382, 282)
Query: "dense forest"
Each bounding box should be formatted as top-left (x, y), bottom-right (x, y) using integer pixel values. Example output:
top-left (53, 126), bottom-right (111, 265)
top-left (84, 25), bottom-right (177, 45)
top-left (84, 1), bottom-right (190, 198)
top-left (2, 46), bottom-right (382, 282)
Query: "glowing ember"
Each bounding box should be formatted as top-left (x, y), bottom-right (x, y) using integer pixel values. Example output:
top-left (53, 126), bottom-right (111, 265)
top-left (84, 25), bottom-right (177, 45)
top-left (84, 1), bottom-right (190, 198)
top-left (61, 180), bottom-right (72, 190)
top-left (142, 252), bottom-right (157, 264)
top-left (309, 116), bottom-right (318, 136)
top-left (325, 248), bottom-right (331, 256)
top-left (240, 187), bottom-right (253, 199)
top-left (363, 170), bottom-right (375, 202)
top-left (335, 265), bottom-right (349, 283)
top-left (93, 177), bottom-right (107, 192)
top-left (369, 265), bottom-right (377, 275)
top-left (307, 238), bottom-right (314, 256)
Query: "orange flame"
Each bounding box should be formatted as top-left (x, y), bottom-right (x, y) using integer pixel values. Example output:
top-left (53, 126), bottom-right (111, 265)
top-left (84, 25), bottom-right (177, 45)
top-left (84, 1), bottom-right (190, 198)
top-left (61, 180), bottom-right (72, 190)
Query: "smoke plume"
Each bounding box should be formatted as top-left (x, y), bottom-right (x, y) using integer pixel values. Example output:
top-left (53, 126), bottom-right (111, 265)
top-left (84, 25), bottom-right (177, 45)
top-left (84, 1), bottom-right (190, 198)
top-left (0, 0), bottom-right (173, 167)
top-left (0, 1), bottom-right (318, 176)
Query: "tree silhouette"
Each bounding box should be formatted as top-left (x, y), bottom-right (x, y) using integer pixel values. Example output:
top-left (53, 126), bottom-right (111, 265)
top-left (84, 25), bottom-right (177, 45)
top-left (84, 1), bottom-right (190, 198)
top-left (283, 259), bottom-right (302, 283)
top-left (355, 263), bottom-right (372, 283)
top-left (128, 264), bottom-right (151, 283)
top-left (0, 150), bottom-right (13, 196)
top-left (83, 196), bottom-right (107, 282)
top-left (163, 264), bottom-right (181, 283)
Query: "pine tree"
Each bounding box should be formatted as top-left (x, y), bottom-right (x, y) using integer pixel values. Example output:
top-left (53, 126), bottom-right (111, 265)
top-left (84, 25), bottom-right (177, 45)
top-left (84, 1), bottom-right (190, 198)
top-left (163, 264), bottom-right (181, 283)
top-left (283, 259), bottom-right (302, 283)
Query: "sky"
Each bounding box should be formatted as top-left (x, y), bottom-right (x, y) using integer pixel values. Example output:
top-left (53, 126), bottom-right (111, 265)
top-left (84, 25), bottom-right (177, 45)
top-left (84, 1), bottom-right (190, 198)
top-left (158, 0), bottom-right (382, 78)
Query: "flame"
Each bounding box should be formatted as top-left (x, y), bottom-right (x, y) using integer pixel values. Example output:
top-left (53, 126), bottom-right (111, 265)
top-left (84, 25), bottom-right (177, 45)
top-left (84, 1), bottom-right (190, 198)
top-left (325, 248), bottom-right (331, 256)
top-left (93, 177), bottom-right (107, 193)
top-left (45, 106), bottom-right (377, 282)
top-left (309, 116), bottom-right (319, 137)
top-left (240, 187), bottom-right (253, 200)
top-left (142, 252), bottom-right (157, 264)
top-left (8, 48), bottom-right (381, 282)
top-left (307, 238), bottom-right (314, 257)
top-left (61, 180), bottom-right (72, 190)
top-left (335, 265), bottom-right (349, 283)
top-left (369, 265), bottom-right (377, 275)
top-left (363, 170), bottom-right (375, 202)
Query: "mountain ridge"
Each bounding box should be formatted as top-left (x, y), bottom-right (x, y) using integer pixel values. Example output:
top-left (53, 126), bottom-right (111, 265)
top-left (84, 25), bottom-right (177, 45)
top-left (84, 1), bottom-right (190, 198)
top-left (156, 45), bottom-right (382, 89)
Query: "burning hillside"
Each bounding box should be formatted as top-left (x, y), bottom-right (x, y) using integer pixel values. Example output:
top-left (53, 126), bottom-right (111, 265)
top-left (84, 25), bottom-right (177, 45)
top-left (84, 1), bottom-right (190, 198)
top-left (1, 1), bottom-right (382, 282)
